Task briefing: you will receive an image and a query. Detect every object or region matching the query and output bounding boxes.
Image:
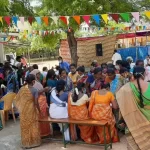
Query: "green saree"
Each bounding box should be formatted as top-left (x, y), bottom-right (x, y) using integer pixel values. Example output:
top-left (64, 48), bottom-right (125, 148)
top-left (130, 83), bottom-right (150, 121)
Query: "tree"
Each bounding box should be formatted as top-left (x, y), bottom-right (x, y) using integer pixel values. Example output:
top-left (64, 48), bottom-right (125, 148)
top-left (33, 0), bottom-right (137, 65)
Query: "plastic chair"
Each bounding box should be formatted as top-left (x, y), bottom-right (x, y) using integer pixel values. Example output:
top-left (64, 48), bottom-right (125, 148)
top-left (0, 92), bottom-right (17, 127)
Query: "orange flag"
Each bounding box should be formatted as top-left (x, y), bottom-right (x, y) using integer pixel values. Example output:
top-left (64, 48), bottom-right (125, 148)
top-left (73, 16), bottom-right (80, 25)
top-left (42, 16), bottom-right (49, 26)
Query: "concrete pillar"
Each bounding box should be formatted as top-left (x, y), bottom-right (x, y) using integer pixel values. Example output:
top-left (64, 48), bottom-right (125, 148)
top-left (0, 44), bottom-right (4, 63)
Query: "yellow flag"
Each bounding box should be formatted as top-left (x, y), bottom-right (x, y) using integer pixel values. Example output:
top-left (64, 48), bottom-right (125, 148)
top-left (145, 11), bottom-right (150, 19)
top-left (101, 14), bottom-right (108, 24)
top-left (0, 17), bottom-right (3, 24)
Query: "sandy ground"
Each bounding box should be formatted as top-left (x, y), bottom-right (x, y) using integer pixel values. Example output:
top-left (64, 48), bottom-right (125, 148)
top-left (0, 119), bottom-right (128, 150)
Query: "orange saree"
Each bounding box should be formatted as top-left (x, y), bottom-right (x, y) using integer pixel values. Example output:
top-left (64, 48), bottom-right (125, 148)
top-left (68, 93), bottom-right (98, 143)
top-left (89, 90), bottom-right (119, 144)
top-left (14, 86), bottom-right (41, 148)
top-left (38, 95), bottom-right (51, 137)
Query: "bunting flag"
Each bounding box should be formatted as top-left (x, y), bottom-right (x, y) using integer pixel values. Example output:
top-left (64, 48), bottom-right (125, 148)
top-left (0, 17), bottom-right (3, 25)
top-left (35, 17), bottom-right (41, 25)
top-left (42, 16), bottom-right (49, 26)
top-left (92, 15), bottom-right (100, 25)
top-left (51, 16), bottom-right (58, 25)
top-left (28, 17), bottom-right (34, 25)
top-left (82, 15), bottom-right (90, 26)
top-left (4, 16), bottom-right (11, 26)
top-left (12, 16), bottom-right (18, 26)
top-left (110, 14), bottom-right (119, 23)
top-left (73, 16), bottom-right (80, 25)
top-left (101, 14), bottom-right (108, 24)
top-left (120, 13), bottom-right (130, 22)
top-left (145, 11), bottom-right (150, 19)
top-left (19, 17), bottom-right (24, 25)
top-left (59, 16), bottom-right (68, 25)
top-left (131, 12), bottom-right (139, 22)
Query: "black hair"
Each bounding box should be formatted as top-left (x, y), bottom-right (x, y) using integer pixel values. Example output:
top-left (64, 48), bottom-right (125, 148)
top-left (73, 83), bottom-right (85, 102)
top-left (114, 49), bottom-right (117, 53)
top-left (119, 67), bottom-right (128, 74)
top-left (56, 80), bottom-right (66, 96)
top-left (77, 66), bottom-right (85, 73)
top-left (59, 68), bottom-right (67, 75)
top-left (116, 60), bottom-right (123, 66)
top-left (107, 68), bottom-right (115, 74)
top-left (56, 65), bottom-right (60, 71)
top-left (43, 67), bottom-right (48, 71)
top-left (101, 63), bottom-right (107, 68)
top-left (93, 67), bottom-right (102, 75)
top-left (0, 63), bottom-right (3, 67)
top-left (33, 64), bottom-right (38, 69)
top-left (70, 63), bottom-right (76, 68)
top-left (136, 60), bottom-right (144, 66)
top-left (26, 74), bottom-right (35, 84)
top-left (107, 63), bottom-right (115, 69)
top-left (133, 66), bottom-right (145, 108)
top-left (122, 60), bottom-right (130, 70)
top-left (101, 83), bottom-right (110, 89)
top-left (16, 56), bottom-right (21, 62)
top-left (46, 69), bottom-right (55, 80)
top-left (58, 56), bottom-right (63, 60)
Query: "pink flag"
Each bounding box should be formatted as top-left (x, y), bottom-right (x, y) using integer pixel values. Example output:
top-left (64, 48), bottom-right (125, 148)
top-left (131, 12), bottom-right (139, 22)
top-left (82, 15), bottom-right (90, 26)
top-left (19, 17), bottom-right (24, 25)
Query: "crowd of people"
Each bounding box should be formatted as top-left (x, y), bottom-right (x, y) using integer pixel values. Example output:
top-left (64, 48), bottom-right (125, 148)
top-left (0, 51), bottom-right (150, 149)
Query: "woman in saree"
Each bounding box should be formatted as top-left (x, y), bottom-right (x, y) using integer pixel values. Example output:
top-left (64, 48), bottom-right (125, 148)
top-left (116, 66), bottom-right (150, 150)
top-left (68, 82), bottom-right (98, 143)
top-left (15, 74), bottom-right (41, 148)
top-left (49, 80), bottom-right (70, 141)
top-left (89, 83), bottom-right (119, 144)
top-left (30, 69), bottom-right (51, 138)
top-left (77, 66), bottom-right (88, 84)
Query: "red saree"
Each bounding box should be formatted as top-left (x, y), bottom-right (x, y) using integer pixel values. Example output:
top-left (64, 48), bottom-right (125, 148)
top-left (38, 95), bottom-right (51, 137)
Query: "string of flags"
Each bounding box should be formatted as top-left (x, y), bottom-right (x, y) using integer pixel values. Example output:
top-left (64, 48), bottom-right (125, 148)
top-left (0, 11), bottom-right (150, 27)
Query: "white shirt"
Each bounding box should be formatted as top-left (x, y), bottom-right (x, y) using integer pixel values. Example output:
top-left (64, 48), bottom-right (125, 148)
top-left (144, 59), bottom-right (148, 67)
top-left (42, 71), bottom-right (47, 78)
top-left (112, 53), bottom-right (122, 65)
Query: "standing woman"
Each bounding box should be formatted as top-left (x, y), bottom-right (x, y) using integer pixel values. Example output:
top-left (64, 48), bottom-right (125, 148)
top-left (15, 74), bottom-right (41, 148)
top-left (89, 83), bottom-right (119, 143)
top-left (68, 64), bottom-right (79, 87)
top-left (30, 69), bottom-right (51, 138)
top-left (59, 69), bottom-right (73, 92)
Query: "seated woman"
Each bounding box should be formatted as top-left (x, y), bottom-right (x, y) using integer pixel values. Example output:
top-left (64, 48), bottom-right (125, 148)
top-left (68, 82), bottom-right (98, 143)
top-left (30, 69), bottom-right (51, 138)
top-left (116, 66), bottom-right (150, 149)
top-left (89, 83), bottom-right (119, 144)
top-left (15, 74), bottom-right (41, 148)
top-left (49, 80), bottom-right (70, 141)
top-left (59, 69), bottom-right (73, 92)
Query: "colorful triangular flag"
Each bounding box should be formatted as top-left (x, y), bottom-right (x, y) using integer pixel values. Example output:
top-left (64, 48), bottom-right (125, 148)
top-left (101, 14), bottom-right (108, 24)
top-left (145, 11), bottom-right (150, 19)
top-left (35, 17), bottom-right (41, 25)
top-left (19, 17), bottom-right (24, 25)
top-left (12, 16), bottom-right (18, 26)
top-left (0, 17), bottom-right (3, 25)
top-left (73, 16), bottom-right (80, 25)
top-left (51, 16), bottom-right (58, 25)
top-left (4, 16), bottom-right (11, 26)
top-left (110, 14), bottom-right (119, 23)
top-left (42, 16), bottom-right (49, 26)
top-left (131, 12), bottom-right (139, 22)
top-left (82, 15), bottom-right (90, 26)
top-left (92, 15), bottom-right (100, 25)
top-left (28, 17), bottom-right (34, 25)
top-left (59, 16), bottom-right (68, 25)
top-left (120, 13), bottom-right (130, 22)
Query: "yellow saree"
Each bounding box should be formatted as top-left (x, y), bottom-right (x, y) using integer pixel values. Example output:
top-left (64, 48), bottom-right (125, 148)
top-left (116, 83), bottom-right (150, 150)
top-left (15, 86), bottom-right (41, 148)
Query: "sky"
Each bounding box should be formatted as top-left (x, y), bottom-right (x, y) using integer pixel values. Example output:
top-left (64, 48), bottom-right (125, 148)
top-left (30, 0), bottom-right (42, 7)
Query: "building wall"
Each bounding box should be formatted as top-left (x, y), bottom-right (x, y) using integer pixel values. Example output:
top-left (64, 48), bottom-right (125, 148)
top-left (60, 35), bottom-right (116, 67)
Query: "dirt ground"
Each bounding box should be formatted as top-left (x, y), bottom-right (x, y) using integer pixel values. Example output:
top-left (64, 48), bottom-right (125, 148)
top-left (0, 119), bottom-right (128, 150)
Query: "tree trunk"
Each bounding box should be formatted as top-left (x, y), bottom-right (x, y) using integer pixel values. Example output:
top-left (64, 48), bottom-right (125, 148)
top-left (67, 29), bottom-right (78, 66)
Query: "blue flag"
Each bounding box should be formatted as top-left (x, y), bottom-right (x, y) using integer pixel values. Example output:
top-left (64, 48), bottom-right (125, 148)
top-left (12, 16), bottom-right (18, 26)
top-left (35, 17), bottom-right (41, 25)
top-left (92, 15), bottom-right (100, 25)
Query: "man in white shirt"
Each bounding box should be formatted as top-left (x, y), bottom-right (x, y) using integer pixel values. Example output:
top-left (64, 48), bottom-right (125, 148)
top-left (144, 55), bottom-right (149, 67)
top-left (42, 67), bottom-right (48, 78)
top-left (112, 50), bottom-right (122, 65)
